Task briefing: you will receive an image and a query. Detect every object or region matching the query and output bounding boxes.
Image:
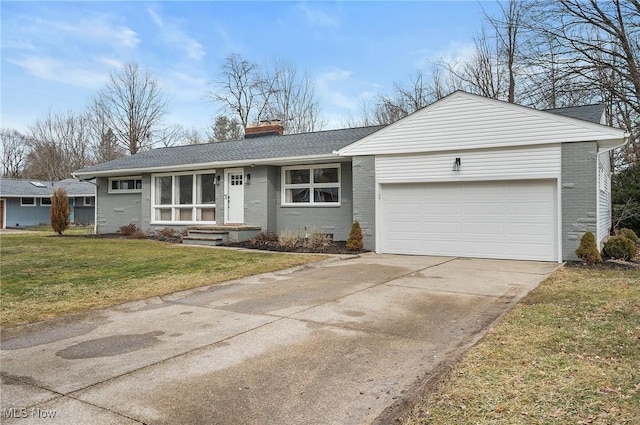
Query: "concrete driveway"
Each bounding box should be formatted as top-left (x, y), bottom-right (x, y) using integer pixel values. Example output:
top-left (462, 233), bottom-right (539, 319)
top-left (1, 254), bottom-right (558, 424)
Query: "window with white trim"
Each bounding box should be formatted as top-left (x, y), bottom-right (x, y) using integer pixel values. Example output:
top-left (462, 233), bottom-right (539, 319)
top-left (282, 164), bottom-right (341, 205)
top-left (152, 171), bottom-right (216, 223)
top-left (41, 197), bottom-right (52, 206)
top-left (21, 197), bottom-right (36, 206)
top-left (108, 177), bottom-right (142, 193)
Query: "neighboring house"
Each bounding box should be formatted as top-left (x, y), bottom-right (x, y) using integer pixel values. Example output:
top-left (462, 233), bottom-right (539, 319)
top-left (0, 178), bottom-right (96, 229)
top-left (74, 91), bottom-right (628, 262)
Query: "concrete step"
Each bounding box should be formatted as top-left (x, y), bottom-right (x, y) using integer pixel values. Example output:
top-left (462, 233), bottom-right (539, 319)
top-left (182, 235), bottom-right (226, 246)
top-left (186, 229), bottom-right (229, 239)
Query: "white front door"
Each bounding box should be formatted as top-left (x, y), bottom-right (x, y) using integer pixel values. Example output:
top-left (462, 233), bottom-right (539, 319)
top-left (224, 168), bottom-right (244, 224)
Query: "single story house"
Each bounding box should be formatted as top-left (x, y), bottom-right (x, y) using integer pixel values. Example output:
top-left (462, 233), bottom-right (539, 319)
top-left (74, 91), bottom-right (628, 262)
top-left (0, 178), bottom-right (96, 229)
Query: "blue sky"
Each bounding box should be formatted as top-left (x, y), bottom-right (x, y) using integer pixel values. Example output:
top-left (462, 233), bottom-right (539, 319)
top-left (1, 1), bottom-right (500, 133)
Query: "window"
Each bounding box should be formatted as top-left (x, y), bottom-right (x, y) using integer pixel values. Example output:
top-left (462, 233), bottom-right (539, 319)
top-left (41, 197), bottom-right (52, 206)
top-left (108, 177), bottom-right (142, 193)
top-left (21, 197), bottom-right (36, 206)
top-left (282, 164), bottom-right (341, 206)
top-left (83, 197), bottom-right (94, 206)
top-left (152, 171), bottom-right (216, 223)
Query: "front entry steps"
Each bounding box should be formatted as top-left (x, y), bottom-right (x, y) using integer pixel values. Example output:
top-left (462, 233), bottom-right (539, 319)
top-left (183, 225), bottom-right (261, 247)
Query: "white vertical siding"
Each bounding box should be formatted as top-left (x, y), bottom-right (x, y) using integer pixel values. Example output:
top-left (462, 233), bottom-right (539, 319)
top-left (376, 145), bottom-right (561, 183)
top-left (597, 152), bottom-right (612, 247)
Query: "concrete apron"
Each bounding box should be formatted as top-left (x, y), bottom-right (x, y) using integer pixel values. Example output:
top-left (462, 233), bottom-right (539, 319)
top-left (0, 254), bottom-right (559, 425)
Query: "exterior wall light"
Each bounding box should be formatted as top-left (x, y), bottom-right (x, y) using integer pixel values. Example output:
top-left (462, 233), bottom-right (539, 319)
top-left (452, 157), bottom-right (461, 171)
top-left (246, 173), bottom-right (251, 184)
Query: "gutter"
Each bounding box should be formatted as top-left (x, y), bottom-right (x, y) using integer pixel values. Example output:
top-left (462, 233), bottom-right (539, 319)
top-left (73, 154), bottom-right (349, 178)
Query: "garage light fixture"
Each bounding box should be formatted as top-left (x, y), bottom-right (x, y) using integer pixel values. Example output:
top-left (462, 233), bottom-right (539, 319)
top-left (452, 157), bottom-right (461, 171)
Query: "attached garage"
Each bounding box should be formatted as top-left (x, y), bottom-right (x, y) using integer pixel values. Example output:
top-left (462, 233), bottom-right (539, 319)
top-left (339, 91), bottom-right (628, 262)
top-left (380, 180), bottom-right (557, 261)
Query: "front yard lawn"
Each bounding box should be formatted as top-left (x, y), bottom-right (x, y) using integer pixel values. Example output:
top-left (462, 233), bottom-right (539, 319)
top-left (0, 231), bottom-right (324, 328)
top-left (404, 266), bottom-right (640, 424)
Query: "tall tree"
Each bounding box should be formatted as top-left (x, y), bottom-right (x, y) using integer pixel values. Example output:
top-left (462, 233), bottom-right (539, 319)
top-left (94, 128), bottom-right (124, 163)
top-left (94, 62), bottom-right (168, 155)
top-left (266, 59), bottom-right (323, 133)
top-left (210, 54), bottom-right (274, 131)
top-left (533, 0), bottom-right (640, 165)
top-left (25, 111), bottom-right (93, 181)
top-left (0, 128), bottom-right (29, 178)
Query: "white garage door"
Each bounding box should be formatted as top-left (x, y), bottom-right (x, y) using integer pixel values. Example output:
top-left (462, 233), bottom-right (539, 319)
top-left (380, 180), bottom-right (557, 261)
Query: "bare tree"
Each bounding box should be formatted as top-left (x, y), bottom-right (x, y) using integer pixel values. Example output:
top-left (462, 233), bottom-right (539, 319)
top-left (532, 0), bottom-right (640, 165)
top-left (183, 127), bottom-right (205, 145)
top-left (1, 128), bottom-right (29, 178)
top-left (210, 54), bottom-right (274, 131)
top-left (265, 59), bottom-right (324, 133)
top-left (94, 62), bottom-right (168, 155)
top-left (25, 111), bottom-right (94, 181)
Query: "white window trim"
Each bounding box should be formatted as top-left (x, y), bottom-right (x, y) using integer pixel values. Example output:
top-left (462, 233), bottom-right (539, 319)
top-left (40, 197), bottom-right (52, 206)
top-left (281, 163), bottom-right (341, 207)
top-left (151, 170), bottom-right (217, 225)
top-left (21, 197), bottom-right (36, 207)
top-left (108, 176), bottom-right (142, 194)
top-left (83, 197), bottom-right (94, 206)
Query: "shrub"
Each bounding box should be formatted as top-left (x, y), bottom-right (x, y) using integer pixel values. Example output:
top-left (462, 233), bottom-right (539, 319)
top-left (117, 223), bottom-right (139, 237)
top-left (253, 231), bottom-right (278, 243)
top-left (346, 221), bottom-right (364, 251)
top-left (305, 228), bottom-right (331, 249)
top-left (602, 235), bottom-right (638, 260)
top-left (575, 232), bottom-right (601, 265)
top-left (50, 187), bottom-right (70, 235)
top-left (617, 228), bottom-right (639, 244)
top-left (278, 229), bottom-right (302, 248)
top-left (130, 230), bottom-right (148, 239)
top-left (157, 227), bottom-right (180, 238)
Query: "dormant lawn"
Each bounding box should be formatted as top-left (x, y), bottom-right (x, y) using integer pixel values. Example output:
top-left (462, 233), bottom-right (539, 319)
top-left (404, 266), bottom-right (640, 425)
top-left (0, 228), bottom-right (324, 328)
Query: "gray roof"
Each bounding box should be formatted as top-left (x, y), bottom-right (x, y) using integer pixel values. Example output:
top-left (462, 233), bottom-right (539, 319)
top-left (545, 104), bottom-right (605, 124)
top-left (0, 178), bottom-right (95, 198)
top-left (74, 102), bottom-right (609, 177)
top-left (76, 126), bottom-right (385, 176)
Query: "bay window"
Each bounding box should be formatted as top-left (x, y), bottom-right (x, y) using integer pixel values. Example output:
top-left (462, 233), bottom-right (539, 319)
top-left (282, 164), bottom-right (341, 206)
top-left (152, 171), bottom-right (216, 223)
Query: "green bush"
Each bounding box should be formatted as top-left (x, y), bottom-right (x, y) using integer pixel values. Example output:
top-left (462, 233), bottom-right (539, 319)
top-left (602, 235), bottom-right (637, 260)
top-left (617, 228), bottom-right (639, 244)
top-left (575, 232), bottom-right (601, 265)
top-left (346, 221), bottom-right (364, 251)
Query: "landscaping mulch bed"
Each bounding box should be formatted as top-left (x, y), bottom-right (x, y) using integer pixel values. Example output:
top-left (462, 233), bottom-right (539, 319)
top-left (566, 258), bottom-right (640, 269)
top-left (225, 239), bottom-right (366, 255)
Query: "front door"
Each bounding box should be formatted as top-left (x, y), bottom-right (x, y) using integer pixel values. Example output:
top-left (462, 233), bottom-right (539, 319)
top-left (224, 168), bottom-right (244, 224)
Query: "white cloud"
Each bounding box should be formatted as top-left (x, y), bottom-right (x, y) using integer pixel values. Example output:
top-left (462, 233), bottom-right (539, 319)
top-left (7, 54), bottom-right (110, 89)
top-left (147, 8), bottom-right (205, 61)
top-left (298, 4), bottom-right (339, 27)
top-left (412, 41), bottom-right (476, 70)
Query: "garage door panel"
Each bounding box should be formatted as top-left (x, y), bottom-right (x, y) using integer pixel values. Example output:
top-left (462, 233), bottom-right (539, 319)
top-left (381, 180), bottom-right (557, 261)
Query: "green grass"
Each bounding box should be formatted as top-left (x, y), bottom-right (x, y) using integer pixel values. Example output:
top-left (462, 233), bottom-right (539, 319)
top-left (404, 267), bottom-right (640, 425)
top-left (0, 231), bottom-right (324, 327)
